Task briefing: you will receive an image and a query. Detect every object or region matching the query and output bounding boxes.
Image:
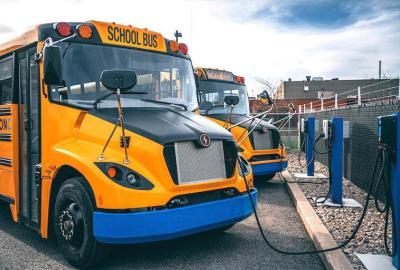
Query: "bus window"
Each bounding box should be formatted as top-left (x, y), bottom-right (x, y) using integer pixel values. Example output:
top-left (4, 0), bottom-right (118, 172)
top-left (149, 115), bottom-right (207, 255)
top-left (0, 57), bottom-right (13, 104)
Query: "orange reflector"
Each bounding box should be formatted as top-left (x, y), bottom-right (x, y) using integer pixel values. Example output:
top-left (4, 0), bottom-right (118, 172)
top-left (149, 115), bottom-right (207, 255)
top-left (77, 24), bottom-right (93, 39)
top-left (107, 166), bottom-right (117, 178)
top-left (235, 76), bottom-right (240, 84)
top-left (169, 40), bottom-right (179, 52)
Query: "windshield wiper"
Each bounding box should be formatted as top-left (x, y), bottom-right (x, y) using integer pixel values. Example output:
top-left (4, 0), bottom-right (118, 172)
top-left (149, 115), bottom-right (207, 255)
top-left (140, 99), bottom-right (187, 110)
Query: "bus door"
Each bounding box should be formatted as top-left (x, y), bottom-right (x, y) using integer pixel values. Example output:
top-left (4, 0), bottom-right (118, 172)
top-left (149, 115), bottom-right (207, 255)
top-left (18, 48), bottom-right (40, 229)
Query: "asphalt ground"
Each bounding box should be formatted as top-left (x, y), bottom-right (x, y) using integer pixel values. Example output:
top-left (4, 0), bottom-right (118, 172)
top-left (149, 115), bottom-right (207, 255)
top-left (0, 176), bottom-right (325, 269)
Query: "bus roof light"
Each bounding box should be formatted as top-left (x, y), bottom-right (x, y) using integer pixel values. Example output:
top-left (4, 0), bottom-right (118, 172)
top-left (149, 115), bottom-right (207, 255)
top-left (179, 43), bottom-right (188, 55)
top-left (55, 22), bottom-right (73, 37)
top-left (169, 40), bottom-right (179, 52)
top-left (77, 24), bottom-right (93, 39)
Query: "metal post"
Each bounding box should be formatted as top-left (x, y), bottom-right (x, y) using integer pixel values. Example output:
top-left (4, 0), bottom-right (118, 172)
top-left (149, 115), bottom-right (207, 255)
top-left (335, 94), bottom-right (338, 109)
top-left (310, 102), bottom-right (313, 112)
top-left (288, 113), bottom-right (291, 149)
top-left (358, 86), bottom-right (361, 106)
top-left (392, 112), bottom-right (400, 268)
top-left (306, 117), bottom-right (315, 176)
top-left (321, 99), bottom-right (324, 111)
top-left (331, 117), bottom-right (343, 204)
top-left (299, 105), bottom-right (302, 114)
top-left (398, 78), bottom-right (400, 100)
top-left (297, 113), bottom-right (301, 150)
top-left (303, 104), bottom-right (306, 113)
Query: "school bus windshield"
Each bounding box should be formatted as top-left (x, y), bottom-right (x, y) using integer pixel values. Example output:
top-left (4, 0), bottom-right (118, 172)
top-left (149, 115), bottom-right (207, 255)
top-left (198, 81), bottom-right (250, 115)
top-left (50, 43), bottom-right (198, 110)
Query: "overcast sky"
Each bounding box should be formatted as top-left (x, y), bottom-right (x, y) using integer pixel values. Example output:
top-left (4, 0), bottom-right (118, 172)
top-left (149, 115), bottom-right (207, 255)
top-left (0, 0), bottom-right (399, 94)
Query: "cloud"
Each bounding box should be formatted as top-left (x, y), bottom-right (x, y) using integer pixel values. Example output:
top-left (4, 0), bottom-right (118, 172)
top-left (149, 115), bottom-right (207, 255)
top-left (253, 0), bottom-right (361, 29)
top-left (0, 24), bottom-right (12, 33)
top-left (0, 0), bottom-right (398, 94)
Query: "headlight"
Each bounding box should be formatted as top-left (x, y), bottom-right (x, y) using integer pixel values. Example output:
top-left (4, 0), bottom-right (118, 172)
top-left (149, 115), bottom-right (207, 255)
top-left (95, 162), bottom-right (154, 190)
top-left (126, 172), bottom-right (139, 186)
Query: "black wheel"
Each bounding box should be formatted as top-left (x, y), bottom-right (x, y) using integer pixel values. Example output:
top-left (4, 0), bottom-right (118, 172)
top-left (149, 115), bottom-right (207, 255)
top-left (255, 173), bottom-right (276, 182)
top-left (54, 177), bottom-right (108, 269)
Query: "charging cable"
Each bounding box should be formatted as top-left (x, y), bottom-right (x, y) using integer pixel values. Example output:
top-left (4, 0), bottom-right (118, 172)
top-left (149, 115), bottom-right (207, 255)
top-left (238, 147), bottom-right (387, 255)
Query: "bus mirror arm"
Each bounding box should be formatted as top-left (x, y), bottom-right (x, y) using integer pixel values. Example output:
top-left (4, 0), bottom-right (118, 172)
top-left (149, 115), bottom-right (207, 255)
top-left (98, 70), bottom-right (138, 164)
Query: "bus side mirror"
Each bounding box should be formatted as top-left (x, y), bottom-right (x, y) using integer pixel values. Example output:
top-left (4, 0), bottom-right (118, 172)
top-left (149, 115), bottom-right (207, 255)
top-left (194, 73), bottom-right (200, 89)
top-left (259, 90), bottom-right (273, 106)
top-left (43, 46), bottom-right (63, 85)
top-left (101, 70), bottom-right (137, 92)
top-left (224, 95), bottom-right (239, 106)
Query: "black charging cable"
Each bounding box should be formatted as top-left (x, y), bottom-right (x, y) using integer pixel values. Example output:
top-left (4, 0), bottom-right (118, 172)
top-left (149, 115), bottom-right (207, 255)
top-left (373, 146), bottom-right (397, 256)
top-left (238, 148), bottom-right (386, 255)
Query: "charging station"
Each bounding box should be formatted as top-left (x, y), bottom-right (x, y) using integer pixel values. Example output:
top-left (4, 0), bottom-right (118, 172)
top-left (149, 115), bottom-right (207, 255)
top-left (295, 117), bottom-right (326, 179)
top-left (356, 112), bottom-right (399, 270)
top-left (316, 117), bottom-right (361, 208)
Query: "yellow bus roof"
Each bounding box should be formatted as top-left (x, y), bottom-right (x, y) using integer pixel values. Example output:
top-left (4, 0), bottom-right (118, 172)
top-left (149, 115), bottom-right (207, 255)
top-left (0, 21), bottom-right (168, 58)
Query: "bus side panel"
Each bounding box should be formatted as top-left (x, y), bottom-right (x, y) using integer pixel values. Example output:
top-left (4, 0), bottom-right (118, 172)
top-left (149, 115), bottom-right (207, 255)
top-left (0, 104), bottom-right (20, 222)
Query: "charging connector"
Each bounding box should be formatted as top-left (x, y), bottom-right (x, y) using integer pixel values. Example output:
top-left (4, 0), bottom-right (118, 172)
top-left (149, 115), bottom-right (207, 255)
top-left (322, 120), bottom-right (330, 140)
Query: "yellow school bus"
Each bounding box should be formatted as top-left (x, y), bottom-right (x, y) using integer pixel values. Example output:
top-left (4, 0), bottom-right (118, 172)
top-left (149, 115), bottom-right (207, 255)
top-left (0, 21), bottom-right (256, 268)
top-left (195, 67), bottom-right (287, 180)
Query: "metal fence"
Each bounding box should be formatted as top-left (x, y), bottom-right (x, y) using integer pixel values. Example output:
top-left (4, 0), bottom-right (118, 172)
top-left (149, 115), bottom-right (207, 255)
top-left (299, 78), bottom-right (400, 113)
top-left (265, 113), bottom-right (300, 150)
top-left (302, 101), bottom-right (400, 192)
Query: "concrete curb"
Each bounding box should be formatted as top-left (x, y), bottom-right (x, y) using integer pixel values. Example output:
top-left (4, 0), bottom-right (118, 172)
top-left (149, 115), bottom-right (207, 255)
top-left (282, 171), bottom-right (354, 270)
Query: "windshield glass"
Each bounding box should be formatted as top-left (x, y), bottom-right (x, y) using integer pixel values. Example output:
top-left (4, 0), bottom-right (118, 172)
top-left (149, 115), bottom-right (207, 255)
top-left (198, 80), bottom-right (250, 115)
top-left (49, 43), bottom-right (198, 110)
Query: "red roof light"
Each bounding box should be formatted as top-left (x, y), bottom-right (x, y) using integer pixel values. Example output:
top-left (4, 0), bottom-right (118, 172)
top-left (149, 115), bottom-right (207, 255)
top-left (179, 43), bottom-right (188, 55)
top-left (55, 22), bottom-right (72, 37)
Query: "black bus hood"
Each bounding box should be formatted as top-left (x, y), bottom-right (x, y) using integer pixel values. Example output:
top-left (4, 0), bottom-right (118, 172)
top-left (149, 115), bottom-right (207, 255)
top-left (207, 113), bottom-right (278, 131)
top-left (89, 108), bottom-right (234, 145)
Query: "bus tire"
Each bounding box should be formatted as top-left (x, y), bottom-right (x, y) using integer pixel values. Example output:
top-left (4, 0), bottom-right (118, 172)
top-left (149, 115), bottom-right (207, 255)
top-left (54, 177), bottom-right (108, 269)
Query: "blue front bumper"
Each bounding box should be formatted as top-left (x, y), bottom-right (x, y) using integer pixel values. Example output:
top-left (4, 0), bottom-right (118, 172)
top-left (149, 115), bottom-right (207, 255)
top-left (93, 189), bottom-right (257, 244)
top-left (252, 161), bottom-right (288, 176)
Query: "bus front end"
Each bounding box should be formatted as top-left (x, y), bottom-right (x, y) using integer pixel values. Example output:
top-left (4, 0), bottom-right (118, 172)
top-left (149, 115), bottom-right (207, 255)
top-left (196, 68), bottom-right (288, 180)
top-left (36, 22), bottom-right (256, 267)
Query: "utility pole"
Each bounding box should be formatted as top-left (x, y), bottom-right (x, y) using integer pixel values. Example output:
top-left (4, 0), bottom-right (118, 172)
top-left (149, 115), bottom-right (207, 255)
top-left (379, 60), bottom-right (382, 79)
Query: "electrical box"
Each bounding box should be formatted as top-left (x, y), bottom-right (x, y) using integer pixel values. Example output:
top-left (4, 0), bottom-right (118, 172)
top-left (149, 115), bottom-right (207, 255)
top-left (378, 115), bottom-right (397, 162)
top-left (322, 120), bottom-right (330, 139)
top-left (300, 118), bottom-right (307, 133)
top-left (343, 121), bottom-right (350, 139)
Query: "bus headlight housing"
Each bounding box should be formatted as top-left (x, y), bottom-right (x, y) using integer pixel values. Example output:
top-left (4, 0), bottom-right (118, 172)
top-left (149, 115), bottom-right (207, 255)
top-left (95, 162), bottom-right (154, 190)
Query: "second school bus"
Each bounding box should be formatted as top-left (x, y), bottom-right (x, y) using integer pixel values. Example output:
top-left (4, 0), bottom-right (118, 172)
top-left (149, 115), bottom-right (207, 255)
top-left (195, 67), bottom-right (288, 180)
top-left (0, 21), bottom-right (256, 268)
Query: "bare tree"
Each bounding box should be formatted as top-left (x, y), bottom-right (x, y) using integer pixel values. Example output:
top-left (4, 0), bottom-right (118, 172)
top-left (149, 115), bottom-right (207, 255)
top-left (255, 77), bottom-right (280, 99)
top-left (382, 70), bottom-right (400, 79)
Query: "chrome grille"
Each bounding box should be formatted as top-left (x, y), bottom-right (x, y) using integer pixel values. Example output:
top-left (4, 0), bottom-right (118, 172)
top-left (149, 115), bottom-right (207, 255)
top-left (174, 140), bottom-right (227, 184)
top-left (252, 131), bottom-right (276, 150)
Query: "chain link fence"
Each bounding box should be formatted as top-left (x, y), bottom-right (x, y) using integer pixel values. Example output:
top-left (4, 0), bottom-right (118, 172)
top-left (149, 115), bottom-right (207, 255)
top-left (302, 101), bottom-right (400, 192)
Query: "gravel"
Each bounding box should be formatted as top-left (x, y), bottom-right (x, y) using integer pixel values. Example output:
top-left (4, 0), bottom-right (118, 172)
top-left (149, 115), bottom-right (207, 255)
top-left (286, 151), bottom-right (393, 270)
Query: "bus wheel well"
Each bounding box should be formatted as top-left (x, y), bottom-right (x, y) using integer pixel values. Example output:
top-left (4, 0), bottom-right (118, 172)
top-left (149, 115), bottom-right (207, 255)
top-left (48, 165), bottom-right (96, 237)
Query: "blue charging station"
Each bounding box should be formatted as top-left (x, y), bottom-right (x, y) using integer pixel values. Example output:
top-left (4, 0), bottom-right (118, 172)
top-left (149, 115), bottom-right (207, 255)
top-left (330, 117), bottom-right (343, 205)
top-left (378, 112), bottom-right (400, 268)
top-left (392, 113), bottom-right (399, 268)
top-left (306, 117), bottom-right (315, 176)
